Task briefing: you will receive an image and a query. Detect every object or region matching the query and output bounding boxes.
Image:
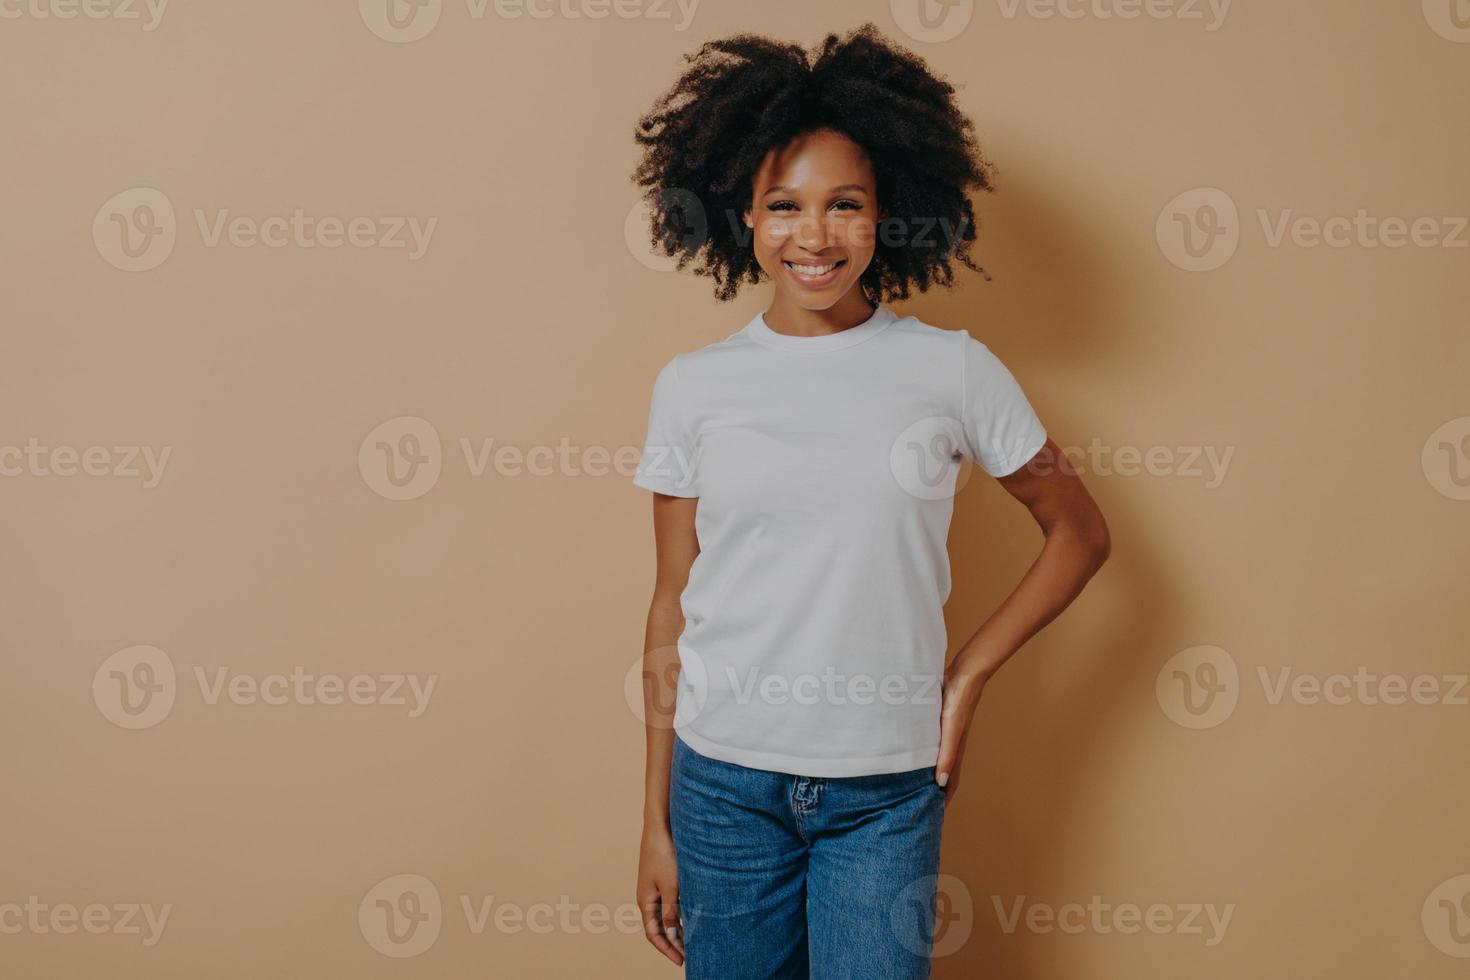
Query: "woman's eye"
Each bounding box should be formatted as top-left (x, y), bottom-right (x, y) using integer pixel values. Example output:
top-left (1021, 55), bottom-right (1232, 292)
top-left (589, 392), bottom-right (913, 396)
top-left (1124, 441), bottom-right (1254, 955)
top-left (763, 199), bottom-right (863, 213)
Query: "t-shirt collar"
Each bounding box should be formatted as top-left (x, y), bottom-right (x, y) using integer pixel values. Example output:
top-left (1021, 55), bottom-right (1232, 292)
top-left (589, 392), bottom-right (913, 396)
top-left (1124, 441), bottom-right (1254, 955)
top-left (745, 303), bottom-right (897, 353)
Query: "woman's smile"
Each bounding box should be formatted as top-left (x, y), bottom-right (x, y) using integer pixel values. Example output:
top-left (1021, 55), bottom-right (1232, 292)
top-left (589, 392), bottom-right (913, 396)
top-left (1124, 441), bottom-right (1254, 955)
top-left (781, 257), bottom-right (847, 288)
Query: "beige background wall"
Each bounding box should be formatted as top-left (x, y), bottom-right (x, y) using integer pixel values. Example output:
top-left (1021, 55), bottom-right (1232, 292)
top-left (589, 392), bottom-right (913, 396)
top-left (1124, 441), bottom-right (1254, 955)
top-left (2, 1), bottom-right (1468, 977)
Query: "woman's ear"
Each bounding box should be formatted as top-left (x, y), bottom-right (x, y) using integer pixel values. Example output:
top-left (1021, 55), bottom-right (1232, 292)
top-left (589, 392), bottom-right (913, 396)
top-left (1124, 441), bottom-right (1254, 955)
top-left (742, 207), bottom-right (753, 229)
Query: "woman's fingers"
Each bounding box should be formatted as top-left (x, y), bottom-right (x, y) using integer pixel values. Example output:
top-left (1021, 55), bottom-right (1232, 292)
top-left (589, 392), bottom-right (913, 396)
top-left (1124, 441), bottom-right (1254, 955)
top-left (935, 704), bottom-right (964, 787)
top-left (661, 883), bottom-right (684, 955)
top-left (936, 704), bottom-right (972, 800)
top-left (641, 887), bottom-right (684, 965)
top-left (938, 673), bottom-right (983, 798)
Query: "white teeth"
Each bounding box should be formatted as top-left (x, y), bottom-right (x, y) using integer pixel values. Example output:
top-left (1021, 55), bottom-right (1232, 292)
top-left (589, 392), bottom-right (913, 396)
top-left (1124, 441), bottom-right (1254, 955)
top-left (785, 261), bottom-right (839, 277)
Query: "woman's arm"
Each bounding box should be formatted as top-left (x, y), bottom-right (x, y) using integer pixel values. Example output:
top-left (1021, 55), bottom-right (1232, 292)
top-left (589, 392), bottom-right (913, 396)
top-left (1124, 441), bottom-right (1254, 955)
top-left (936, 439), bottom-right (1111, 801)
top-left (637, 492), bottom-right (698, 965)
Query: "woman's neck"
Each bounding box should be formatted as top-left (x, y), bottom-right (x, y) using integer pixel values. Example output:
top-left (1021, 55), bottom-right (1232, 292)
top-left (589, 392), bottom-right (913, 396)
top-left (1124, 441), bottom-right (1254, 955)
top-left (761, 289), bottom-right (876, 338)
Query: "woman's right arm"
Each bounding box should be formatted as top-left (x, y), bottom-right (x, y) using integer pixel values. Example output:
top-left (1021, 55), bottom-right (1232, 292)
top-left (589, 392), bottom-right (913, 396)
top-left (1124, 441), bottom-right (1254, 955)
top-left (637, 492), bottom-right (698, 966)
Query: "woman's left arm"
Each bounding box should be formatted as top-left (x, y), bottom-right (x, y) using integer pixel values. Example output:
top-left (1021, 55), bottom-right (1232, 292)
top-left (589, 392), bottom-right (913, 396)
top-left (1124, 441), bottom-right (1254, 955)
top-left (936, 438), bottom-right (1111, 801)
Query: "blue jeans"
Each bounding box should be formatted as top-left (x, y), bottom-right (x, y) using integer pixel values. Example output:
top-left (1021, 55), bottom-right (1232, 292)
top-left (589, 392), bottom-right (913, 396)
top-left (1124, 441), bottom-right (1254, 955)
top-left (669, 734), bottom-right (946, 979)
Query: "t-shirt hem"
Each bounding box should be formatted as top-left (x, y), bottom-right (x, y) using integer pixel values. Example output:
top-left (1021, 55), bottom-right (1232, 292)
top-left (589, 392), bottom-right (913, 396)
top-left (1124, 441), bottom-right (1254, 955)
top-left (632, 473), bottom-right (699, 497)
top-left (675, 726), bottom-right (939, 778)
top-left (983, 427), bottom-right (1048, 478)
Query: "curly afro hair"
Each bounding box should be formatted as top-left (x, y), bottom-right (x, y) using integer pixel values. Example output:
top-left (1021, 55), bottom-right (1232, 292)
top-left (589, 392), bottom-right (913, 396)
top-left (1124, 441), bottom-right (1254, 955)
top-left (632, 23), bottom-right (996, 303)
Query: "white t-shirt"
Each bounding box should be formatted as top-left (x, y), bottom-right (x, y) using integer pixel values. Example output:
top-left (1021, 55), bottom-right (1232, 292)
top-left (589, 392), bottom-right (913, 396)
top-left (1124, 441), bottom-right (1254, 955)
top-left (633, 303), bottom-right (1047, 777)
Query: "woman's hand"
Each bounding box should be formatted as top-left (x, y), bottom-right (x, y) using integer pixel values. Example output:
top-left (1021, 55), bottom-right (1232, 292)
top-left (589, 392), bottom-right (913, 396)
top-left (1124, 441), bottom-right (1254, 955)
top-left (934, 439), bottom-right (1111, 804)
top-left (637, 825), bottom-right (684, 965)
top-left (935, 670), bottom-right (986, 804)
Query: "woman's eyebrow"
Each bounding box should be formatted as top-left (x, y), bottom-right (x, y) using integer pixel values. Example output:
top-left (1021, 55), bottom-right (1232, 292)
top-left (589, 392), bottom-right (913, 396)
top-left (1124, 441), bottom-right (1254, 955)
top-left (761, 183), bottom-right (871, 195)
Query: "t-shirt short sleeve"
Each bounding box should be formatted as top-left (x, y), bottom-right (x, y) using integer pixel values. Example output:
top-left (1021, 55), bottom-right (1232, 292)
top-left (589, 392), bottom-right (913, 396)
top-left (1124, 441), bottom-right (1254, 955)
top-left (632, 355), bottom-right (700, 497)
top-left (960, 336), bottom-right (1048, 477)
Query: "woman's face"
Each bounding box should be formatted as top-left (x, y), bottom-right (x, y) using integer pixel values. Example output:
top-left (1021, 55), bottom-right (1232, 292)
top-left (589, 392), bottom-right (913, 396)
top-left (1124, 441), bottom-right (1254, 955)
top-left (744, 128), bottom-right (879, 311)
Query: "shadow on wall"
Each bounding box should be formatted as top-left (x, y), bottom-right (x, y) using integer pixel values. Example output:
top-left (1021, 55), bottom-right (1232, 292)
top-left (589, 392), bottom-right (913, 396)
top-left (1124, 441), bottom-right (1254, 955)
top-left (909, 177), bottom-right (1172, 979)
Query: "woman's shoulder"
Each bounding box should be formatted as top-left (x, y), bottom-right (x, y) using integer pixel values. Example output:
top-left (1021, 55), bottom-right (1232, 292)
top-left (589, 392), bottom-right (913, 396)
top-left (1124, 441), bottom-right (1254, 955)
top-left (887, 311), bottom-right (1015, 361)
top-left (658, 317), bottom-right (763, 371)
top-left (882, 310), bottom-right (981, 357)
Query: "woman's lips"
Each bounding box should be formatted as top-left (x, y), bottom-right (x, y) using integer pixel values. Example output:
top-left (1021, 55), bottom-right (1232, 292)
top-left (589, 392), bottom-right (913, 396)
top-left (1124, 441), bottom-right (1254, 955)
top-left (782, 258), bottom-right (846, 288)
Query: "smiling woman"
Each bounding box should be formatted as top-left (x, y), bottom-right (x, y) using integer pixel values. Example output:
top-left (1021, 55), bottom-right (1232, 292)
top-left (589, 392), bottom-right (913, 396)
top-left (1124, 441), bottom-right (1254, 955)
top-left (632, 24), bottom-right (995, 305)
top-left (628, 22), bottom-right (1110, 980)
top-left (747, 131), bottom-right (877, 306)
